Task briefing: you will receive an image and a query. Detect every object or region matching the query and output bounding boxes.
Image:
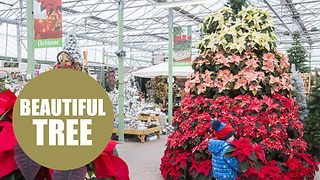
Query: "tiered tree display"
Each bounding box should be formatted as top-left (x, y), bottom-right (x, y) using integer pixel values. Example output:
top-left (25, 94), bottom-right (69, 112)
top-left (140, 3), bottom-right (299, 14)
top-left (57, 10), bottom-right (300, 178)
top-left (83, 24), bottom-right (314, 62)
top-left (63, 31), bottom-right (83, 63)
top-left (290, 64), bottom-right (308, 122)
top-left (304, 78), bottom-right (320, 158)
top-left (160, 5), bottom-right (319, 180)
top-left (287, 31), bottom-right (310, 73)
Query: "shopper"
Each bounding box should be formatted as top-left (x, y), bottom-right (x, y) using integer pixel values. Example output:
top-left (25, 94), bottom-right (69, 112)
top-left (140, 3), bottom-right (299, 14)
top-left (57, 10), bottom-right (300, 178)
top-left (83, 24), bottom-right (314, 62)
top-left (208, 119), bottom-right (241, 180)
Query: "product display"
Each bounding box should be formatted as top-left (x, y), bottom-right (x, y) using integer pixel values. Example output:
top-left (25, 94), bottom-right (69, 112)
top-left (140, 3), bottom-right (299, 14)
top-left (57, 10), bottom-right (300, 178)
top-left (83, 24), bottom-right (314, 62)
top-left (161, 5), bottom-right (319, 180)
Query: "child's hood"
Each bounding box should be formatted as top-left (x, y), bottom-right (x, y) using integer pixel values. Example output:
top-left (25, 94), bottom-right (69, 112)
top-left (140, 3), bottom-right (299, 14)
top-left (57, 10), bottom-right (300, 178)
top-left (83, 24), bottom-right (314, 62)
top-left (208, 139), bottom-right (230, 155)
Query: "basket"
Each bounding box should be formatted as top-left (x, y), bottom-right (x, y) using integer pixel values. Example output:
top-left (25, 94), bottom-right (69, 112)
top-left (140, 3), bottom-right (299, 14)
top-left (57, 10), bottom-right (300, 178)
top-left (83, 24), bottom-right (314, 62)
top-left (55, 51), bottom-right (82, 71)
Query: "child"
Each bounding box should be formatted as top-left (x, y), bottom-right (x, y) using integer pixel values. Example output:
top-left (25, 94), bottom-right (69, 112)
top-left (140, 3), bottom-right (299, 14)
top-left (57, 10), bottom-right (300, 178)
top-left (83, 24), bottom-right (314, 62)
top-left (208, 119), bottom-right (241, 180)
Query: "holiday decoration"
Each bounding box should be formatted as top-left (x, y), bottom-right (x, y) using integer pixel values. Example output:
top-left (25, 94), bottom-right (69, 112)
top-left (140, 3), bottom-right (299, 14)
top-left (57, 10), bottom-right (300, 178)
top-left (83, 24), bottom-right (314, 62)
top-left (62, 31), bottom-right (83, 63)
top-left (54, 51), bottom-right (82, 71)
top-left (160, 4), bottom-right (319, 180)
top-left (287, 31), bottom-right (310, 73)
top-left (290, 64), bottom-right (308, 122)
top-left (304, 78), bottom-right (320, 159)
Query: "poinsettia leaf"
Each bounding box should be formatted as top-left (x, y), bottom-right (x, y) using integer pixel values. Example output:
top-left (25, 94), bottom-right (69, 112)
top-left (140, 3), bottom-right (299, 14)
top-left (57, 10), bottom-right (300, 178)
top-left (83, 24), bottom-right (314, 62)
top-left (247, 151), bottom-right (257, 162)
top-left (0, 108), bottom-right (10, 121)
top-left (240, 88), bottom-right (245, 95)
top-left (0, 121), bottom-right (17, 152)
top-left (14, 143), bottom-right (41, 180)
top-left (239, 160), bottom-right (248, 171)
top-left (0, 171), bottom-right (14, 180)
top-left (199, 173), bottom-right (206, 180)
top-left (0, 150), bottom-right (17, 179)
top-left (223, 152), bottom-right (233, 158)
top-left (192, 170), bottom-right (199, 178)
top-left (51, 166), bottom-right (86, 180)
top-left (253, 161), bottom-right (262, 172)
top-left (224, 145), bottom-right (236, 154)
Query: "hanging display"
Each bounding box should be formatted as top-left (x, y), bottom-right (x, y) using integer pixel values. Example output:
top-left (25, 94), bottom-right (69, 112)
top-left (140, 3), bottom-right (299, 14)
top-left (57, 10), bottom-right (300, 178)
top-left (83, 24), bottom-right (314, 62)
top-left (34, 0), bottom-right (62, 48)
top-left (173, 26), bottom-right (192, 62)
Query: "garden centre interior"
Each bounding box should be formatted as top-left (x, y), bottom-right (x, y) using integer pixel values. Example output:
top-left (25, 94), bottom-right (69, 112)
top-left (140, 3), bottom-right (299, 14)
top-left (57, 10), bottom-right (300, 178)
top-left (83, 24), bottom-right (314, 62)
top-left (1, 0), bottom-right (320, 180)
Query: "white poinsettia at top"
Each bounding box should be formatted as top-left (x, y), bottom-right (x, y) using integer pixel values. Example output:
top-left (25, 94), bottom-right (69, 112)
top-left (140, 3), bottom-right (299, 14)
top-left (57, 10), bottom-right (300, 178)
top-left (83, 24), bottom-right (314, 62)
top-left (197, 6), bottom-right (276, 55)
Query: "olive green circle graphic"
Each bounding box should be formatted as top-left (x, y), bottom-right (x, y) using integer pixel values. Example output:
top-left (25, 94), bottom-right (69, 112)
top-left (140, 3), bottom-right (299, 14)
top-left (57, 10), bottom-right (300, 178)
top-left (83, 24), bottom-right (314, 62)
top-left (13, 69), bottom-right (114, 170)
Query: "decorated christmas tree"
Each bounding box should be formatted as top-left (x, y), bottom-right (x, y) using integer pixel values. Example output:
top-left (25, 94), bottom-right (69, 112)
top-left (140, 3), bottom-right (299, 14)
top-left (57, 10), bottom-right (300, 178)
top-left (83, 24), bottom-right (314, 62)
top-left (290, 64), bottom-right (308, 122)
top-left (160, 3), bottom-right (319, 180)
top-left (287, 31), bottom-right (310, 73)
top-left (63, 31), bottom-right (83, 63)
top-left (304, 78), bottom-right (320, 157)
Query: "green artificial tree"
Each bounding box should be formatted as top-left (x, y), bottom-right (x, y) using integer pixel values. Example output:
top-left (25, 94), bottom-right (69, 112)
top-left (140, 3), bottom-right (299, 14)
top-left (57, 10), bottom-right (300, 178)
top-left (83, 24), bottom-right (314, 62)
top-left (304, 78), bottom-right (320, 157)
top-left (287, 31), bottom-right (310, 73)
top-left (105, 81), bottom-right (111, 92)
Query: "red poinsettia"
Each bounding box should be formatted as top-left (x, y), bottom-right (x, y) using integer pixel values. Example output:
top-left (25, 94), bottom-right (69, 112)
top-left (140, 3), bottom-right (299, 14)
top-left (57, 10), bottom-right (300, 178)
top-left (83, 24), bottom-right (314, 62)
top-left (94, 140), bottom-right (129, 180)
top-left (0, 121), bottom-right (17, 178)
top-left (0, 90), bottom-right (16, 119)
top-left (36, 0), bottom-right (62, 16)
top-left (230, 137), bottom-right (255, 163)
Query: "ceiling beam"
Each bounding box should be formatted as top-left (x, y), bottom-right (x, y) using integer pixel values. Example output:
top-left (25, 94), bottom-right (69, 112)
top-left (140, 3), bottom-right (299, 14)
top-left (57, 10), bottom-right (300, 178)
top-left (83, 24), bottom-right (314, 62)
top-left (263, 0), bottom-right (293, 35)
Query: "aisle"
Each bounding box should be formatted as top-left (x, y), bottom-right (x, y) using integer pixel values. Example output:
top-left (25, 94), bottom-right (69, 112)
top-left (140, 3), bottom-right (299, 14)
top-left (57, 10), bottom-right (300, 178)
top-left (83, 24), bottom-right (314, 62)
top-left (116, 135), bottom-right (168, 180)
top-left (316, 165), bottom-right (320, 180)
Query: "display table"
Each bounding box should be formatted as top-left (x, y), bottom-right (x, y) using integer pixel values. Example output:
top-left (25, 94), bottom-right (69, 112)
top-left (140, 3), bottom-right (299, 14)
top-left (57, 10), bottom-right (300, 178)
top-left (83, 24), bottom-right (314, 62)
top-left (138, 115), bottom-right (160, 121)
top-left (112, 126), bottom-right (161, 143)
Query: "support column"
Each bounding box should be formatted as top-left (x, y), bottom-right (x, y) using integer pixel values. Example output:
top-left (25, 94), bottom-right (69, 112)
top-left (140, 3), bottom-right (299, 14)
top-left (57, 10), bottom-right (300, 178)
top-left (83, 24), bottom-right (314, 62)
top-left (26, 0), bottom-right (35, 78)
top-left (102, 47), bottom-right (106, 88)
top-left (17, 0), bottom-right (23, 62)
top-left (168, 8), bottom-right (173, 125)
top-left (17, 25), bottom-right (21, 62)
top-left (309, 44), bottom-right (312, 73)
top-left (118, 0), bottom-right (125, 142)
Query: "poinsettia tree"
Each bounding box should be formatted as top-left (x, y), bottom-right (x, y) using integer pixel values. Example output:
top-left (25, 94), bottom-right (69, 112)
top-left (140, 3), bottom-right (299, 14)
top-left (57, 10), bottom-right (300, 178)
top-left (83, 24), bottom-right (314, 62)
top-left (160, 3), bottom-right (319, 180)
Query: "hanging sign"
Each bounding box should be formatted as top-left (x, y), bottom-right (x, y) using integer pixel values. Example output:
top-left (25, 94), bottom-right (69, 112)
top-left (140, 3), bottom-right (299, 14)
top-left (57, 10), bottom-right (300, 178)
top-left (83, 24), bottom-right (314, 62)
top-left (34, 0), bottom-right (62, 48)
top-left (173, 26), bottom-right (192, 62)
top-left (173, 61), bottom-right (191, 66)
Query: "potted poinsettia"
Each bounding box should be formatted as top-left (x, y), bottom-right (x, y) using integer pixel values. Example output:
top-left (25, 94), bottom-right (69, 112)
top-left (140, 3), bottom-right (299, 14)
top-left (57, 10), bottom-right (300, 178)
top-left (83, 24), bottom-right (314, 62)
top-left (224, 137), bottom-right (264, 173)
top-left (0, 87), bottom-right (130, 180)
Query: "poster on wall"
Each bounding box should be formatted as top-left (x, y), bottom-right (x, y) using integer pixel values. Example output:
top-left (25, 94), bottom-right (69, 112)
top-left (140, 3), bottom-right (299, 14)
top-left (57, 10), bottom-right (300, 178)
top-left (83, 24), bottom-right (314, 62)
top-left (173, 26), bottom-right (192, 62)
top-left (33, 0), bottom-right (62, 48)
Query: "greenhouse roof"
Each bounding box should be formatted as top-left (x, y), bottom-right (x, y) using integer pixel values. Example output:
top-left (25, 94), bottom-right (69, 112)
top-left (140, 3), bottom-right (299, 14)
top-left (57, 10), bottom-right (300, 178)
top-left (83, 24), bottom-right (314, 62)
top-left (0, 0), bottom-right (320, 68)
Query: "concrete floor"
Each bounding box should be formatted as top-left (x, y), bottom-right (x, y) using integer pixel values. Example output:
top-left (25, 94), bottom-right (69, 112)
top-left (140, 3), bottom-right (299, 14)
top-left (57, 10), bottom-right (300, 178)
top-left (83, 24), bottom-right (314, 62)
top-left (116, 135), bottom-right (320, 180)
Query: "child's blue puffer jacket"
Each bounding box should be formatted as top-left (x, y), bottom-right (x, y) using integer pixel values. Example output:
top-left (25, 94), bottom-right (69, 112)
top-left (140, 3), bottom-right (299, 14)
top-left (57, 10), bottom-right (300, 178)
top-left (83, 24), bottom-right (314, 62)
top-left (208, 139), bottom-right (241, 180)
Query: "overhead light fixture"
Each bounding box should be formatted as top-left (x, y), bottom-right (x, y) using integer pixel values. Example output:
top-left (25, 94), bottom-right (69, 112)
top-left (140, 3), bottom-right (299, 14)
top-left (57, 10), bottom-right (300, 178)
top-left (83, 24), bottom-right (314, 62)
top-left (155, 0), bottom-right (220, 8)
top-left (63, 13), bottom-right (91, 19)
top-left (146, 41), bottom-right (168, 45)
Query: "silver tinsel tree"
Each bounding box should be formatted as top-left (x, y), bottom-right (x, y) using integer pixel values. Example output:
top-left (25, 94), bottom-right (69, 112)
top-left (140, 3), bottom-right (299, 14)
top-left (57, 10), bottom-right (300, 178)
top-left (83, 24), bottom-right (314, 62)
top-left (62, 31), bottom-right (83, 63)
top-left (290, 64), bottom-right (308, 122)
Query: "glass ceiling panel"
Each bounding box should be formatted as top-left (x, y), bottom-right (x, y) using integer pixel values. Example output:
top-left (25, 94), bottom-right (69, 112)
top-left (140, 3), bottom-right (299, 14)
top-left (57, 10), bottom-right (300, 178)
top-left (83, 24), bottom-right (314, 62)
top-left (0, 0), bottom-right (320, 68)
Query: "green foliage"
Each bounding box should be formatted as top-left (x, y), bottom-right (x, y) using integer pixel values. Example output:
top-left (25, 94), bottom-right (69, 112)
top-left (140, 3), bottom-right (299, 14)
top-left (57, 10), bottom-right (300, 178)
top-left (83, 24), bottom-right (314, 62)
top-left (225, 0), bottom-right (248, 14)
top-left (304, 78), bottom-right (320, 153)
top-left (173, 27), bottom-right (184, 36)
top-left (287, 31), bottom-right (310, 73)
top-left (105, 81), bottom-right (111, 92)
